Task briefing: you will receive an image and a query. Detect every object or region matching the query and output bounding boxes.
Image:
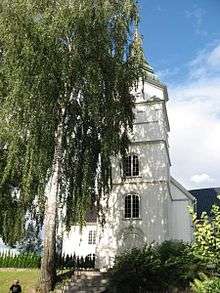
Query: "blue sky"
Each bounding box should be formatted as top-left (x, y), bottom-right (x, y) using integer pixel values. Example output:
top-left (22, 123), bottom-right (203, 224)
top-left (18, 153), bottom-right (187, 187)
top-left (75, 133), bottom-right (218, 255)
top-left (138, 0), bottom-right (220, 189)
top-left (139, 0), bottom-right (220, 84)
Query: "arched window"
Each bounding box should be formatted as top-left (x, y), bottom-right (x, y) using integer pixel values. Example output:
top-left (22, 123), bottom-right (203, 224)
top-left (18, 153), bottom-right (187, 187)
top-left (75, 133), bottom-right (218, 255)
top-left (125, 194), bottom-right (140, 219)
top-left (123, 154), bottom-right (139, 177)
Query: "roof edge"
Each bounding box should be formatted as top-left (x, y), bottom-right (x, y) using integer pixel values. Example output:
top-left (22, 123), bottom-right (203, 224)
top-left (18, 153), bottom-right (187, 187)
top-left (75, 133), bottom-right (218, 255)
top-left (170, 176), bottom-right (195, 202)
top-left (189, 187), bottom-right (220, 192)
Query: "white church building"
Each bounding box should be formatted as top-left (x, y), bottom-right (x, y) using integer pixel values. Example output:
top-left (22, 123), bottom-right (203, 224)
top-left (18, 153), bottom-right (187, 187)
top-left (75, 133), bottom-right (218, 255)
top-left (62, 63), bottom-right (195, 270)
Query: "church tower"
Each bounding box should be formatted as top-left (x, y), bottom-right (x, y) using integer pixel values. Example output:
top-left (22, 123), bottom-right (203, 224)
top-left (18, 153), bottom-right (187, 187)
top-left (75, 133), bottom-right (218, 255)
top-left (62, 61), bottom-right (194, 271)
top-left (96, 63), bottom-right (172, 269)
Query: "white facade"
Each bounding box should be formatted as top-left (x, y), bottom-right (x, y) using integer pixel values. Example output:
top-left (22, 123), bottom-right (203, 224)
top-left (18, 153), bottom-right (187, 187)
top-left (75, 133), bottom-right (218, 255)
top-left (62, 72), bottom-right (195, 270)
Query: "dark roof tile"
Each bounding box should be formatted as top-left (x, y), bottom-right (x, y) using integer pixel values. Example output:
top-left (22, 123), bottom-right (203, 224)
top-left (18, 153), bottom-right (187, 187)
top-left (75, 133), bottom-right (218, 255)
top-left (189, 188), bottom-right (220, 217)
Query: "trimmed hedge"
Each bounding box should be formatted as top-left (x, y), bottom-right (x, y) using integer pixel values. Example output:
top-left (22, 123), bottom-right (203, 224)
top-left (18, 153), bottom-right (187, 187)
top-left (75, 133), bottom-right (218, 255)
top-left (0, 251), bottom-right (95, 270)
top-left (0, 251), bottom-right (41, 268)
top-left (56, 254), bottom-right (95, 270)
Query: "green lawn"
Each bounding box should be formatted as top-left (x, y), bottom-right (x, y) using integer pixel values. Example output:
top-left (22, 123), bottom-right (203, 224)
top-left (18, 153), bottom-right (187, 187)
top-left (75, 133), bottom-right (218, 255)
top-left (0, 269), bottom-right (40, 293)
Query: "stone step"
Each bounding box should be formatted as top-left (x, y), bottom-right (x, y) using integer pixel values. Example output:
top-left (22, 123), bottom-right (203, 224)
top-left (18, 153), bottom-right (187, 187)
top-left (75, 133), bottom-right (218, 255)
top-left (57, 270), bottom-right (109, 293)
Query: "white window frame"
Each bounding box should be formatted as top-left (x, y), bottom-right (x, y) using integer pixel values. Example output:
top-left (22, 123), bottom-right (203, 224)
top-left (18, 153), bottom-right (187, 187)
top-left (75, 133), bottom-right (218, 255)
top-left (88, 230), bottom-right (96, 245)
top-left (124, 194), bottom-right (140, 219)
top-left (123, 154), bottom-right (140, 177)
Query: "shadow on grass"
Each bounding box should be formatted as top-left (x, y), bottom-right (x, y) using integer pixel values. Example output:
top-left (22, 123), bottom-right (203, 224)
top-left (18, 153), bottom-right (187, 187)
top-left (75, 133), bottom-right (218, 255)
top-left (54, 269), bottom-right (75, 291)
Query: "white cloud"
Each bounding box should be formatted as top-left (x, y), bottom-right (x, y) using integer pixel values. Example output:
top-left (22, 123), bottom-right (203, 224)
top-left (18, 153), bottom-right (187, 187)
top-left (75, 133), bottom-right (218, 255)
top-left (189, 44), bottom-right (220, 79)
top-left (190, 174), bottom-right (214, 184)
top-left (157, 67), bottom-right (181, 81)
top-left (167, 42), bottom-right (220, 189)
top-left (185, 7), bottom-right (207, 36)
top-left (207, 45), bottom-right (220, 67)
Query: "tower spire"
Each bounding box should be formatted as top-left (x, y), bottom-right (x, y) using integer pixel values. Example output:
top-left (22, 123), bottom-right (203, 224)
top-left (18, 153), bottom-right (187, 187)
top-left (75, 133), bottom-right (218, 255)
top-left (143, 58), bottom-right (159, 81)
top-left (142, 57), bottom-right (167, 92)
top-left (143, 59), bottom-right (154, 74)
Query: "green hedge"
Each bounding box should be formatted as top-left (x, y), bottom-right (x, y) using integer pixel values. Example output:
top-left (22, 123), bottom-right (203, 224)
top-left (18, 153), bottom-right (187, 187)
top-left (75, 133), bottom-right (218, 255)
top-left (0, 251), bottom-right (41, 268)
top-left (56, 254), bottom-right (95, 270)
top-left (0, 251), bottom-right (95, 270)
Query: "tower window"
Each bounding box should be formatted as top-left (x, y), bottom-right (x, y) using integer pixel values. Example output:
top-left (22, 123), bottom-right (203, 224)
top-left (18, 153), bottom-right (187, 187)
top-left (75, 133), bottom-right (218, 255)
top-left (88, 230), bottom-right (96, 245)
top-left (136, 109), bottom-right (145, 122)
top-left (123, 155), bottom-right (139, 177)
top-left (125, 194), bottom-right (140, 219)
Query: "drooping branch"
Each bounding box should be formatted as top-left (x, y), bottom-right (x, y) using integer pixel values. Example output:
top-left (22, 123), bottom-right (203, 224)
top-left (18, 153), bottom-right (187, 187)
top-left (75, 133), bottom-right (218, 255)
top-left (0, 0), bottom-right (145, 244)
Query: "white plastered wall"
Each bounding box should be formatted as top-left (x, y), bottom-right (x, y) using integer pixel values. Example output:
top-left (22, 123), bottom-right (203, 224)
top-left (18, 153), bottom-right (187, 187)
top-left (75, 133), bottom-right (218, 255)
top-left (96, 181), bottom-right (170, 270)
top-left (168, 178), bottom-right (194, 242)
top-left (62, 224), bottom-right (97, 257)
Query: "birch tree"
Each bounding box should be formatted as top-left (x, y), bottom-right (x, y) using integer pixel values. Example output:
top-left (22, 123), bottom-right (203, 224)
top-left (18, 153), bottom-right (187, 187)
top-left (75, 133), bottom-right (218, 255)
top-left (0, 0), bottom-right (145, 291)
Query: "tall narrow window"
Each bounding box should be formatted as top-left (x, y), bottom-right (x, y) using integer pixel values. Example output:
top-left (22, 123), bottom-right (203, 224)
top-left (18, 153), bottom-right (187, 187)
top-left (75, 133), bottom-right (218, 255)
top-left (125, 194), bottom-right (140, 219)
top-left (88, 230), bottom-right (96, 245)
top-left (123, 155), bottom-right (139, 177)
top-left (125, 195), bottom-right (132, 218)
top-left (132, 155), bottom-right (139, 176)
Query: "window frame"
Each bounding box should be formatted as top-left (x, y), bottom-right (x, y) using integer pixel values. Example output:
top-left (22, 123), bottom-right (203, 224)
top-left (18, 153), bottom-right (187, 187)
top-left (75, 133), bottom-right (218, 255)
top-left (88, 230), bottom-right (96, 245)
top-left (123, 153), bottom-right (140, 178)
top-left (124, 193), bottom-right (140, 220)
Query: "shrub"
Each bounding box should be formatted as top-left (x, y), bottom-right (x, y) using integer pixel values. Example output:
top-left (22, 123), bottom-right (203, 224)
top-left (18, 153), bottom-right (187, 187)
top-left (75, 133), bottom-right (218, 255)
top-left (190, 197), bottom-right (220, 272)
top-left (191, 273), bottom-right (220, 293)
top-left (157, 240), bottom-right (202, 289)
top-left (108, 240), bottom-right (203, 292)
top-left (109, 245), bottom-right (161, 293)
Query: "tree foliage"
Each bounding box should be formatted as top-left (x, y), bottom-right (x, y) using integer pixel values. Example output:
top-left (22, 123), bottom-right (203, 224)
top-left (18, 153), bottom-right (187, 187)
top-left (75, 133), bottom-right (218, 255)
top-left (17, 222), bottom-right (42, 254)
top-left (0, 0), bottom-right (145, 244)
top-left (190, 197), bottom-right (220, 269)
top-left (191, 273), bottom-right (220, 293)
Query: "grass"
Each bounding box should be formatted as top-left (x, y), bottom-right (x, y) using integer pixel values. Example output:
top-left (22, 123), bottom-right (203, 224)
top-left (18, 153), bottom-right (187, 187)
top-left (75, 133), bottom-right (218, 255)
top-left (0, 269), bottom-right (40, 293)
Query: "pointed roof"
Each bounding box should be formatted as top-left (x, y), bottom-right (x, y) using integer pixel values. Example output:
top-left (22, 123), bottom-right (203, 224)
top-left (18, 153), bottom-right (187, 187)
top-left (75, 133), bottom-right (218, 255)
top-left (142, 59), bottom-right (168, 101)
top-left (143, 59), bottom-right (155, 74)
top-left (143, 58), bottom-right (160, 82)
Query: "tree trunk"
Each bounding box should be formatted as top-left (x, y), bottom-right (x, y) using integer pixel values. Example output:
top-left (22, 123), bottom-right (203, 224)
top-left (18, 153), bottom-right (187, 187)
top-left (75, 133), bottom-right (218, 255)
top-left (40, 173), bottom-right (58, 292)
top-left (40, 121), bottom-right (63, 292)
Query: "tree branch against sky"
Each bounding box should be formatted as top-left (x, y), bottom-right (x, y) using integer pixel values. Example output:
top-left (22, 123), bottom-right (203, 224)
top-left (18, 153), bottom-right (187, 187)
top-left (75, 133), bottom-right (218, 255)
top-left (0, 0), bottom-right (145, 291)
